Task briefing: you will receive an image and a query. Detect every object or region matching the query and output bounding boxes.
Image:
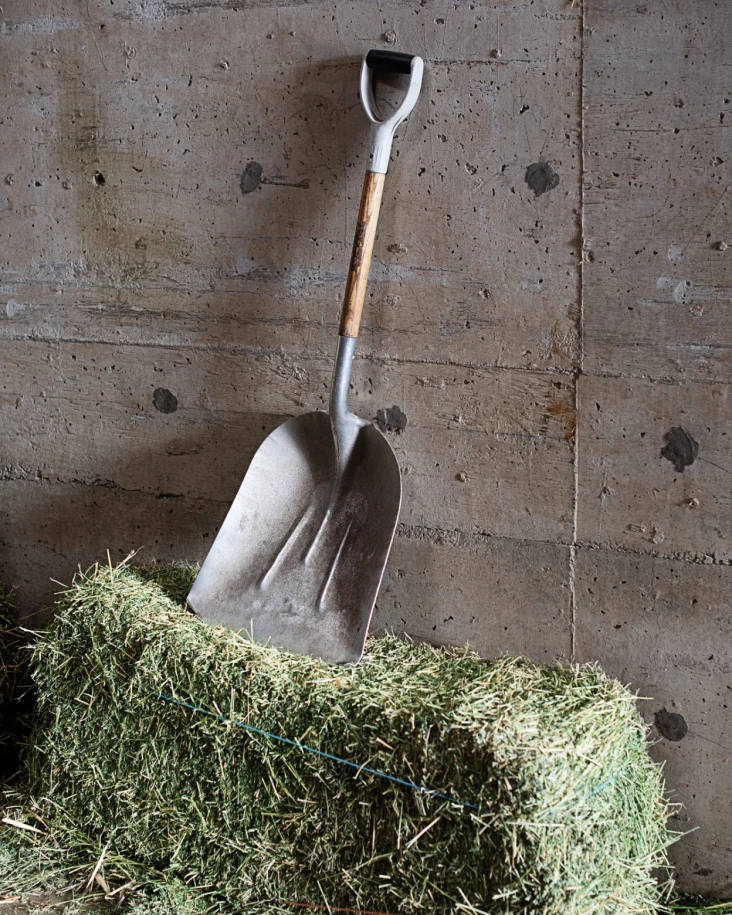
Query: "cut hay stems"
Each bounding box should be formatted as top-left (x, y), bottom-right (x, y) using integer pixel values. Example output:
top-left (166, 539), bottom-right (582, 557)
top-left (2, 817), bottom-right (44, 834)
top-left (405, 815), bottom-right (441, 849)
top-left (106, 879), bottom-right (136, 897)
top-left (279, 902), bottom-right (400, 915)
top-left (85, 841), bottom-right (110, 890)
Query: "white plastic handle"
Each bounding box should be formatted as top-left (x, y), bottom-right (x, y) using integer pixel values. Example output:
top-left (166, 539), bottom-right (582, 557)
top-left (360, 53), bottom-right (424, 174)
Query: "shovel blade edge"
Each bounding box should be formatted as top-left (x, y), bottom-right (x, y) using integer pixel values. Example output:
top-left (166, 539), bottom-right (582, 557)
top-left (188, 411), bottom-right (401, 664)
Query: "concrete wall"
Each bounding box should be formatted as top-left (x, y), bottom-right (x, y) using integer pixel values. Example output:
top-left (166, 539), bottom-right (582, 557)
top-left (1, 0), bottom-right (729, 895)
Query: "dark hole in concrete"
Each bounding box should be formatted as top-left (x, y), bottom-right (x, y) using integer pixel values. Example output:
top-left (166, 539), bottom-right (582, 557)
top-left (525, 162), bottom-right (560, 197)
top-left (153, 388), bottom-right (178, 414)
top-left (93, 171), bottom-right (105, 187)
top-left (376, 405), bottom-right (407, 434)
top-left (661, 426), bottom-right (698, 472)
top-left (240, 162), bottom-right (263, 194)
top-left (654, 708), bottom-right (688, 742)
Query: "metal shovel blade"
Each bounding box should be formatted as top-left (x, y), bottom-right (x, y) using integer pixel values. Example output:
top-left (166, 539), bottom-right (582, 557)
top-left (187, 397), bottom-right (401, 664)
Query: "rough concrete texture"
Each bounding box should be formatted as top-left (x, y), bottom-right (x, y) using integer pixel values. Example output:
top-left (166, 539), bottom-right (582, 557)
top-left (575, 549), bottom-right (732, 898)
top-left (0, 0), bottom-right (728, 894)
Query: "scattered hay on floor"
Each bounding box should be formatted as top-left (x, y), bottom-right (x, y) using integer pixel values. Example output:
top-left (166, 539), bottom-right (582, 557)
top-left (3, 561), bottom-right (677, 915)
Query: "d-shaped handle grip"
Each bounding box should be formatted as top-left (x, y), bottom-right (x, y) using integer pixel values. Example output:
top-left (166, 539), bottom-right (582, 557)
top-left (365, 50), bottom-right (414, 74)
top-left (360, 50), bottom-right (424, 174)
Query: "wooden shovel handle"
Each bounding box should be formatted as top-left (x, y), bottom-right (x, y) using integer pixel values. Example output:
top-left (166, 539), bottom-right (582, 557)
top-left (339, 171), bottom-right (385, 338)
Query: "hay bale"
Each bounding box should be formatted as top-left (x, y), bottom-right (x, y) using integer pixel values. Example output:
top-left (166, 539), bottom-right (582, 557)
top-left (19, 562), bottom-right (673, 914)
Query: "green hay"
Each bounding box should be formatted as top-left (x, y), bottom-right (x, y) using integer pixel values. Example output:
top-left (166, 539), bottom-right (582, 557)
top-left (0, 828), bottom-right (211, 914)
top-left (5, 561), bottom-right (677, 914)
top-left (671, 900), bottom-right (732, 915)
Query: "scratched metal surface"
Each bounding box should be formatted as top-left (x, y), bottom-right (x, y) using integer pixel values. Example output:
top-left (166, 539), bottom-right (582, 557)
top-left (188, 410), bottom-right (401, 664)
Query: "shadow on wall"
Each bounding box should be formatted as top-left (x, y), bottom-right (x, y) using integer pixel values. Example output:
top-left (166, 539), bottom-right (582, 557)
top-left (1, 431), bottom-right (238, 624)
top-left (2, 55), bottom-right (397, 620)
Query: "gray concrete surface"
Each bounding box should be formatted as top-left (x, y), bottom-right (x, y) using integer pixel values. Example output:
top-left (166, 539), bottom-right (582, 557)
top-left (0, 0), bottom-right (729, 895)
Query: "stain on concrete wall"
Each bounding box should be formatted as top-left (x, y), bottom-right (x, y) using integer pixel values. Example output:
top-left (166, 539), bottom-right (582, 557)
top-left (525, 162), bottom-right (560, 197)
top-left (376, 405), bottom-right (408, 434)
top-left (153, 388), bottom-right (179, 414)
top-left (662, 426), bottom-right (699, 473)
top-left (655, 708), bottom-right (689, 743)
top-left (240, 162), bottom-right (263, 195)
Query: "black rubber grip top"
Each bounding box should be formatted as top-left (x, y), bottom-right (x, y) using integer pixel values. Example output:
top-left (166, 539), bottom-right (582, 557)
top-left (366, 50), bottom-right (414, 74)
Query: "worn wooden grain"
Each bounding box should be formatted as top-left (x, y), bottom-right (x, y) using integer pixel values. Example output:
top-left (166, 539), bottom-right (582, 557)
top-left (0, 0), bottom-right (581, 371)
top-left (577, 374), bottom-right (732, 563)
top-left (0, 339), bottom-right (575, 542)
top-left (583, 0), bottom-right (732, 382)
top-left (340, 171), bottom-right (385, 338)
top-left (575, 547), bottom-right (732, 896)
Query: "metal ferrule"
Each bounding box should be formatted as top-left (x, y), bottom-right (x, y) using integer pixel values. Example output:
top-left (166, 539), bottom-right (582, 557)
top-left (329, 335), bottom-right (358, 471)
top-left (330, 334), bottom-right (356, 427)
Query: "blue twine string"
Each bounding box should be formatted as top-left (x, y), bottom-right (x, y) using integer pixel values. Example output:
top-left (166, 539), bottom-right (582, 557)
top-left (150, 690), bottom-right (482, 813)
top-left (589, 768), bottom-right (623, 796)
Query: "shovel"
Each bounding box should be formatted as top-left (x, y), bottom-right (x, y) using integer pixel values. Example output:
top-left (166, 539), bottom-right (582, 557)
top-left (187, 50), bottom-right (424, 664)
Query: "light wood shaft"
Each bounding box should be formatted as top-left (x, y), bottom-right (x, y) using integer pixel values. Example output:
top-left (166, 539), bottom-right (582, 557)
top-left (339, 171), bottom-right (385, 338)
